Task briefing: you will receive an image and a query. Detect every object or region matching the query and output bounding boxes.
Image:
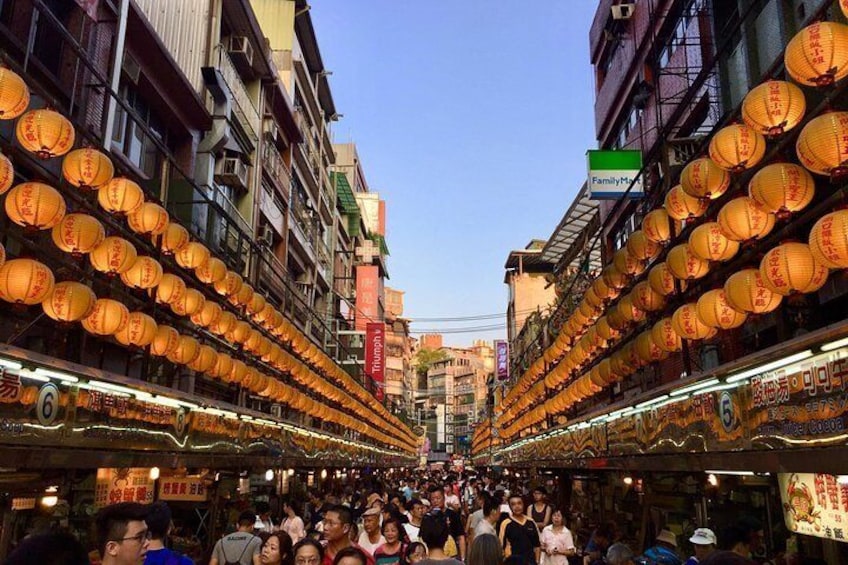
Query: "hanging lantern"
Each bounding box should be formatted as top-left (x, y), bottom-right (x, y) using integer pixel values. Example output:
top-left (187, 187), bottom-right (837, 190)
top-left (717, 197), bottom-right (775, 242)
top-left (248, 292), bottom-right (267, 316)
top-left (81, 298), bottom-right (129, 336)
top-left (175, 242), bottom-right (210, 270)
top-left (233, 283), bottom-right (254, 307)
top-left (167, 335), bottom-right (201, 366)
top-left (592, 276), bottom-right (615, 302)
top-left (228, 320), bottom-right (252, 344)
top-left (665, 184), bottom-right (709, 221)
top-left (255, 303), bottom-right (276, 326)
top-left (697, 289), bottom-right (747, 329)
top-left (809, 210), bottom-right (848, 268)
top-left (626, 230), bottom-right (661, 261)
top-left (842, 0), bottom-right (848, 18)
top-left (211, 353), bottom-right (234, 380)
top-left (0, 68), bottom-right (30, 119)
top-left (51, 213), bottom-right (105, 256)
top-left (652, 317), bottom-right (682, 352)
top-left (672, 303), bottom-right (717, 341)
top-left (708, 123), bottom-right (767, 172)
top-left (120, 256), bottom-right (163, 290)
top-left (15, 108), bottom-right (75, 158)
top-left (214, 270), bottom-right (244, 297)
top-left (642, 208), bottom-right (673, 244)
top-left (114, 312), bottom-right (158, 347)
top-left (61, 148), bottom-right (114, 190)
top-left (667, 244), bottom-right (710, 280)
top-left (796, 112), bottom-right (848, 180)
top-left (188, 345), bottom-right (218, 373)
top-left (680, 158), bottom-right (731, 199)
top-left (98, 177), bottom-right (144, 215)
top-left (606, 305), bottom-right (628, 330)
top-left (0, 258), bottom-right (54, 305)
top-left (724, 269), bottom-right (783, 314)
top-left (0, 153), bottom-right (13, 195)
top-left (635, 330), bottom-right (668, 363)
top-left (90, 236), bottom-right (137, 275)
top-left (228, 360), bottom-right (249, 384)
top-left (171, 287), bottom-right (205, 317)
top-left (584, 285), bottom-right (604, 308)
top-left (127, 202), bottom-right (169, 236)
top-left (760, 242), bottom-right (829, 296)
top-left (41, 281), bottom-right (96, 323)
top-left (195, 257), bottom-right (227, 285)
top-left (155, 273), bottom-right (186, 304)
top-left (784, 21), bottom-right (848, 87)
top-left (632, 281), bottom-right (666, 312)
top-left (596, 316), bottom-right (618, 342)
top-left (578, 298), bottom-right (600, 321)
top-left (0, 243), bottom-right (6, 270)
top-left (150, 325), bottom-right (180, 357)
top-left (191, 300), bottom-right (222, 328)
top-left (742, 80), bottom-right (806, 137)
top-left (688, 222), bottom-right (740, 262)
top-left (602, 265), bottom-right (628, 289)
top-left (160, 223), bottom-right (189, 255)
top-left (5, 182), bottom-right (66, 230)
top-left (748, 163), bottom-right (815, 218)
top-left (617, 293), bottom-right (645, 324)
top-left (613, 247), bottom-right (645, 276)
top-left (209, 310), bottom-right (236, 336)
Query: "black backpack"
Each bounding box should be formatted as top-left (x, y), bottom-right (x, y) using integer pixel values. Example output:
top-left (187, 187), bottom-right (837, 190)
top-left (221, 534), bottom-right (255, 565)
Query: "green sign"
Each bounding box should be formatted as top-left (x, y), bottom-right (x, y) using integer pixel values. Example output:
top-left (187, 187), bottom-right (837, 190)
top-left (587, 150), bottom-right (644, 200)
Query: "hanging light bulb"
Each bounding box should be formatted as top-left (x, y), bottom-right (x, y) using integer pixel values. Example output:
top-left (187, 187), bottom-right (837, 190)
top-left (265, 469), bottom-right (275, 481)
top-left (149, 467), bottom-right (160, 480)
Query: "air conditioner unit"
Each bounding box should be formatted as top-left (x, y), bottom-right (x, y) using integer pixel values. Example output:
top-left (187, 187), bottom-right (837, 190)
top-left (227, 35), bottom-right (254, 67)
top-left (258, 224), bottom-right (274, 247)
top-left (214, 157), bottom-right (250, 190)
top-left (611, 3), bottom-right (635, 20)
top-left (263, 119), bottom-right (280, 144)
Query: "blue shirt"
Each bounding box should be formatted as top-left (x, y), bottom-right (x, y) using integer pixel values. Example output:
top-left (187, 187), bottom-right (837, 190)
top-left (144, 547), bottom-right (194, 565)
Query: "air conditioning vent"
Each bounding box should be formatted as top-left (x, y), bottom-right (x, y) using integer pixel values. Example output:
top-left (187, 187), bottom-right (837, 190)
top-left (611, 3), bottom-right (635, 20)
top-left (214, 157), bottom-right (250, 190)
top-left (227, 35), bottom-right (254, 67)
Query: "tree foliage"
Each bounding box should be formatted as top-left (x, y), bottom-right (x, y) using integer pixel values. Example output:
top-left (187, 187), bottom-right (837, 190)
top-left (414, 348), bottom-right (449, 377)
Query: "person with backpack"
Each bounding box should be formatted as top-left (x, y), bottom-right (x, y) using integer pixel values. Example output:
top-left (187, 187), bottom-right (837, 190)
top-left (640, 529), bottom-right (683, 565)
top-left (210, 510), bottom-right (263, 565)
top-left (144, 502), bottom-right (193, 565)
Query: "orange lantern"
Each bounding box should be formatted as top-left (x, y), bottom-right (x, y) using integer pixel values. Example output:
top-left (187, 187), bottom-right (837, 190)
top-left (635, 330), bottom-right (667, 363)
top-left (648, 262), bottom-right (683, 296)
top-left (41, 281), bottom-right (96, 322)
top-left (796, 112), bottom-right (848, 180)
top-left (578, 298), bottom-right (600, 321)
top-left (652, 317), bottom-right (682, 352)
top-left (168, 335), bottom-right (201, 365)
top-left (632, 281), bottom-right (666, 312)
top-left (248, 292), bottom-right (267, 316)
top-left (114, 312), bottom-right (158, 347)
top-left (596, 316), bottom-right (618, 342)
top-left (120, 256), bottom-right (163, 289)
top-left (195, 257), bottom-right (227, 285)
top-left (5, 182), bottom-right (66, 230)
top-left (81, 298), bottom-right (129, 336)
top-left (617, 293), bottom-right (645, 324)
top-left (742, 80), bottom-right (806, 137)
top-left (724, 269), bottom-right (783, 314)
top-left (809, 210), bottom-right (848, 268)
top-left (160, 223), bottom-right (189, 255)
top-left (665, 185), bottom-right (708, 221)
top-left (784, 21), bottom-right (848, 87)
top-left (214, 270), bottom-right (244, 297)
top-left (255, 303), bottom-right (276, 326)
top-left (606, 305), bottom-right (628, 330)
top-left (51, 213), bottom-right (105, 256)
top-left (748, 163), bottom-right (815, 218)
top-left (15, 109), bottom-right (75, 158)
top-left (150, 325), bottom-right (180, 357)
top-left (672, 303), bottom-right (716, 341)
top-left (90, 236), bottom-right (137, 275)
top-left (760, 242), bottom-right (829, 296)
top-left (717, 197), bottom-right (775, 242)
top-left (602, 265), bottom-right (628, 289)
top-left (0, 259), bottom-right (54, 305)
top-left (228, 320), bottom-right (252, 344)
top-left (592, 276), bottom-right (614, 302)
top-left (127, 202), bottom-right (169, 236)
top-left (667, 244), bottom-right (710, 280)
top-left (708, 123), bottom-right (766, 172)
top-left (642, 208), bottom-right (673, 244)
top-left (697, 289), bottom-right (747, 329)
top-left (211, 354), bottom-right (234, 380)
top-left (688, 222), bottom-right (740, 262)
top-left (233, 283), bottom-right (254, 307)
top-left (0, 153), bottom-right (12, 195)
top-left (171, 287), bottom-right (205, 317)
top-left (188, 345), bottom-right (218, 373)
top-left (626, 230), bottom-right (661, 261)
top-left (680, 158), bottom-right (731, 200)
top-left (98, 178), bottom-right (144, 215)
top-left (175, 242), bottom-right (210, 270)
top-left (191, 300), bottom-right (222, 328)
top-left (0, 68), bottom-right (30, 119)
top-left (842, 0), bottom-right (848, 18)
top-left (584, 285), bottom-right (603, 308)
top-left (209, 310), bottom-right (236, 336)
top-left (155, 274), bottom-right (186, 304)
top-left (61, 148), bottom-right (114, 190)
top-left (613, 247), bottom-right (645, 276)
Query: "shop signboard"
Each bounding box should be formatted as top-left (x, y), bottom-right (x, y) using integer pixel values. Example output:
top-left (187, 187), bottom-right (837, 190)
top-left (0, 371), bottom-right (69, 444)
top-left (587, 150), bottom-right (644, 199)
top-left (495, 341), bottom-right (509, 381)
top-left (355, 265), bottom-right (380, 331)
top-left (95, 468), bottom-right (154, 508)
top-left (779, 473), bottom-right (848, 543)
top-left (158, 476), bottom-right (209, 502)
top-left (607, 414), bottom-right (641, 455)
top-left (365, 322), bottom-right (385, 401)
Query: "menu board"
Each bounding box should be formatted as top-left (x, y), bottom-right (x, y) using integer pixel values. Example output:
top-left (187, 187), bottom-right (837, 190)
top-left (779, 473), bottom-right (848, 543)
top-left (94, 468), bottom-right (155, 508)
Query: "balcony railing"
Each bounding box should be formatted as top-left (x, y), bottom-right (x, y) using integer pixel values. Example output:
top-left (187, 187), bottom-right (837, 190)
top-left (215, 44), bottom-right (261, 142)
top-left (263, 143), bottom-right (292, 202)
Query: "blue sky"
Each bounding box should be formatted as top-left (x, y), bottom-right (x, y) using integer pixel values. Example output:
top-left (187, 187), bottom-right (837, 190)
top-left (310, 2), bottom-right (599, 346)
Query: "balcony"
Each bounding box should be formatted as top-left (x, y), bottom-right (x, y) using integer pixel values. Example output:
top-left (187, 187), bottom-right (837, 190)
top-left (262, 143), bottom-right (291, 203)
top-left (215, 44), bottom-right (261, 143)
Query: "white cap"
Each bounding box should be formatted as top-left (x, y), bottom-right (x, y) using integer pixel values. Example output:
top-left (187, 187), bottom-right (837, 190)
top-left (689, 528), bottom-right (717, 546)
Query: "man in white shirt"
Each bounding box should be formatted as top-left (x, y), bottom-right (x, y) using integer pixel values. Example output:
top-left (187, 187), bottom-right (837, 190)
top-left (357, 507), bottom-right (385, 556)
top-left (403, 499), bottom-right (425, 542)
top-left (473, 496), bottom-right (500, 539)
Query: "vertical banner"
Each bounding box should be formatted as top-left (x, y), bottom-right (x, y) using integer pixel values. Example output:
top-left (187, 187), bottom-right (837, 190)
top-left (366, 322), bottom-right (385, 401)
top-left (355, 265), bottom-right (380, 331)
top-left (495, 340), bottom-right (509, 381)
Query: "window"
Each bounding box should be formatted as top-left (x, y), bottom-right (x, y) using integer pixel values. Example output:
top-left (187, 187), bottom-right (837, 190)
top-left (613, 214), bottom-right (638, 251)
top-left (112, 82), bottom-right (165, 178)
top-left (656, 2), bottom-right (697, 69)
top-left (615, 105), bottom-right (641, 148)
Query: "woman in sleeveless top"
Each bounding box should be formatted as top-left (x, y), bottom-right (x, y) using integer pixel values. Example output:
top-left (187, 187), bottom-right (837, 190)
top-left (530, 487), bottom-right (551, 530)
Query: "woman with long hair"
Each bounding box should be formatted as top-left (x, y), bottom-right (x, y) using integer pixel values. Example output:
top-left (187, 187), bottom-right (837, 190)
top-left (261, 531), bottom-right (294, 565)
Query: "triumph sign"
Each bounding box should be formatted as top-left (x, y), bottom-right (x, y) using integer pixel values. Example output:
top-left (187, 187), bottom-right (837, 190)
top-left (365, 322), bottom-right (385, 401)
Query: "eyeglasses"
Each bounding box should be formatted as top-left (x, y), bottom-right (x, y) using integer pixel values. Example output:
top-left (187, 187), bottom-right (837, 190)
top-left (112, 529), bottom-right (151, 544)
top-left (295, 557), bottom-right (321, 565)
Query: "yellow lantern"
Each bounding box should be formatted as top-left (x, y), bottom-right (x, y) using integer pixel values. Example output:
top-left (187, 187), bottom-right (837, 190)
top-left (648, 262), bottom-right (683, 296)
top-left (168, 335), bottom-right (201, 365)
top-left (642, 208), bottom-right (672, 244)
top-left (632, 281), bottom-right (666, 312)
top-left (41, 281), bottom-right (96, 322)
top-left (233, 283), bottom-right (254, 307)
top-left (606, 305), bottom-right (628, 330)
top-left (150, 325), bottom-right (180, 357)
top-left (635, 330), bottom-right (668, 363)
top-left (175, 242), bottom-right (210, 270)
top-left (584, 285), bottom-right (603, 308)
top-left (127, 202), bottom-right (169, 236)
top-left (672, 303), bottom-right (717, 341)
top-left (155, 273), bottom-right (186, 304)
top-left (748, 163), bottom-right (815, 218)
top-left (785, 21), bottom-right (848, 87)
top-left (114, 312), bottom-right (158, 347)
top-left (717, 197), bottom-right (775, 242)
top-left (809, 210), bottom-right (848, 268)
top-left (680, 158), bottom-right (731, 200)
top-left (15, 108), bottom-right (75, 158)
top-left (617, 293), bottom-right (645, 324)
top-left (98, 178), bottom-right (144, 215)
top-left (742, 80), bottom-right (806, 138)
top-left (171, 287), bottom-right (205, 317)
top-left (688, 222), bottom-right (740, 262)
top-left (0, 68), bottom-right (30, 118)
top-left (188, 345), bottom-right (218, 373)
top-left (596, 316), bottom-right (618, 342)
top-left (160, 223), bottom-right (189, 255)
top-left (592, 276), bottom-right (615, 302)
top-left (0, 259), bottom-right (54, 305)
top-left (760, 242), bottom-right (829, 296)
top-left (5, 182), bottom-right (66, 230)
top-left (708, 123), bottom-right (767, 172)
top-left (228, 320), bottom-right (252, 344)
top-left (214, 270), bottom-right (243, 297)
top-left (191, 300), bottom-right (222, 328)
top-left (51, 213), bottom-right (105, 256)
top-left (81, 298), bottom-right (129, 336)
top-left (602, 265), bottom-right (628, 289)
top-left (255, 303), bottom-right (276, 326)
top-left (120, 256), bottom-right (163, 289)
top-left (211, 353), bottom-right (234, 380)
top-left (578, 298), bottom-right (600, 321)
top-left (228, 360), bottom-right (249, 384)
top-left (667, 244), bottom-right (710, 280)
top-left (209, 310), bottom-right (236, 336)
top-left (248, 292), bottom-right (267, 316)
top-left (613, 247), bottom-right (645, 277)
top-left (90, 236), bottom-right (137, 275)
top-left (61, 148), bottom-right (114, 190)
top-left (665, 185), bottom-right (708, 221)
top-left (724, 269), bottom-right (783, 314)
top-left (697, 289), bottom-right (747, 329)
top-left (796, 112), bottom-right (848, 180)
top-left (195, 257), bottom-right (227, 285)
top-left (652, 317), bottom-right (682, 352)
top-left (0, 153), bottom-right (12, 196)
top-left (626, 230), bottom-right (661, 261)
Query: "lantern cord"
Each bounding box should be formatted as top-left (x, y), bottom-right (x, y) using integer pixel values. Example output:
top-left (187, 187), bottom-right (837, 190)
top-left (6, 311), bottom-right (46, 345)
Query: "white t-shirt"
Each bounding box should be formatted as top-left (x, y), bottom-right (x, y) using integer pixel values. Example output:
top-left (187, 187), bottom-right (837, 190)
top-left (474, 519), bottom-right (497, 538)
top-left (281, 515), bottom-right (305, 543)
top-left (404, 522), bottom-right (421, 542)
top-left (540, 525), bottom-right (575, 565)
top-left (445, 493), bottom-right (461, 510)
top-left (358, 531), bottom-right (386, 556)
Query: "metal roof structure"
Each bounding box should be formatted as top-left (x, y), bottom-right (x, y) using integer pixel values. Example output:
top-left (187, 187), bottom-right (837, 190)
top-left (540, 182), bottom-right (603, 273)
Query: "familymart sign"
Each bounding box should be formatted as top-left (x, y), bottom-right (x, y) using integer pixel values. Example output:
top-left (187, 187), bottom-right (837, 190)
top-left (587, 150), bottom-right (644, 200)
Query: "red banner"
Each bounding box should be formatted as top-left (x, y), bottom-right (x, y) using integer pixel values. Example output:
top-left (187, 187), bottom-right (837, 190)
top-left (355, 265), bottom-right (380, 331)
top-left (366, 322), bottom-right (385, 401)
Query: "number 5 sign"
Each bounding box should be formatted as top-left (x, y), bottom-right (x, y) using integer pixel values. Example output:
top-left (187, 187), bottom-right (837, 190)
top-left (718, 391), bottom-right (738, 433)
top-left (37, 383), bottom-right (59, 426)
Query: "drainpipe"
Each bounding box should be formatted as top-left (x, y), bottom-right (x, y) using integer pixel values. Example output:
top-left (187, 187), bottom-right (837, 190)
top-left (102, 0), bottom-right (129, 149)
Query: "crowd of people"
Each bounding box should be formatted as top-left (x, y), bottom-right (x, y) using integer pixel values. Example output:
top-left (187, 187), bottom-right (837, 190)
top-left (0, 470), bottom-right (829, 565)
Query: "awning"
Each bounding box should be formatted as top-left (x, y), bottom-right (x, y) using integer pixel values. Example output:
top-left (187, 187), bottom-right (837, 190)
top-left (331, 172), bottom-right (359, 214)
top-left (540, 182), bottom-right (602, 273)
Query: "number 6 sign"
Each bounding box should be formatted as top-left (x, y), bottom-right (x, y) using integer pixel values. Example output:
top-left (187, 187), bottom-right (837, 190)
top-left (37, 383), bottom-right (59, 426)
